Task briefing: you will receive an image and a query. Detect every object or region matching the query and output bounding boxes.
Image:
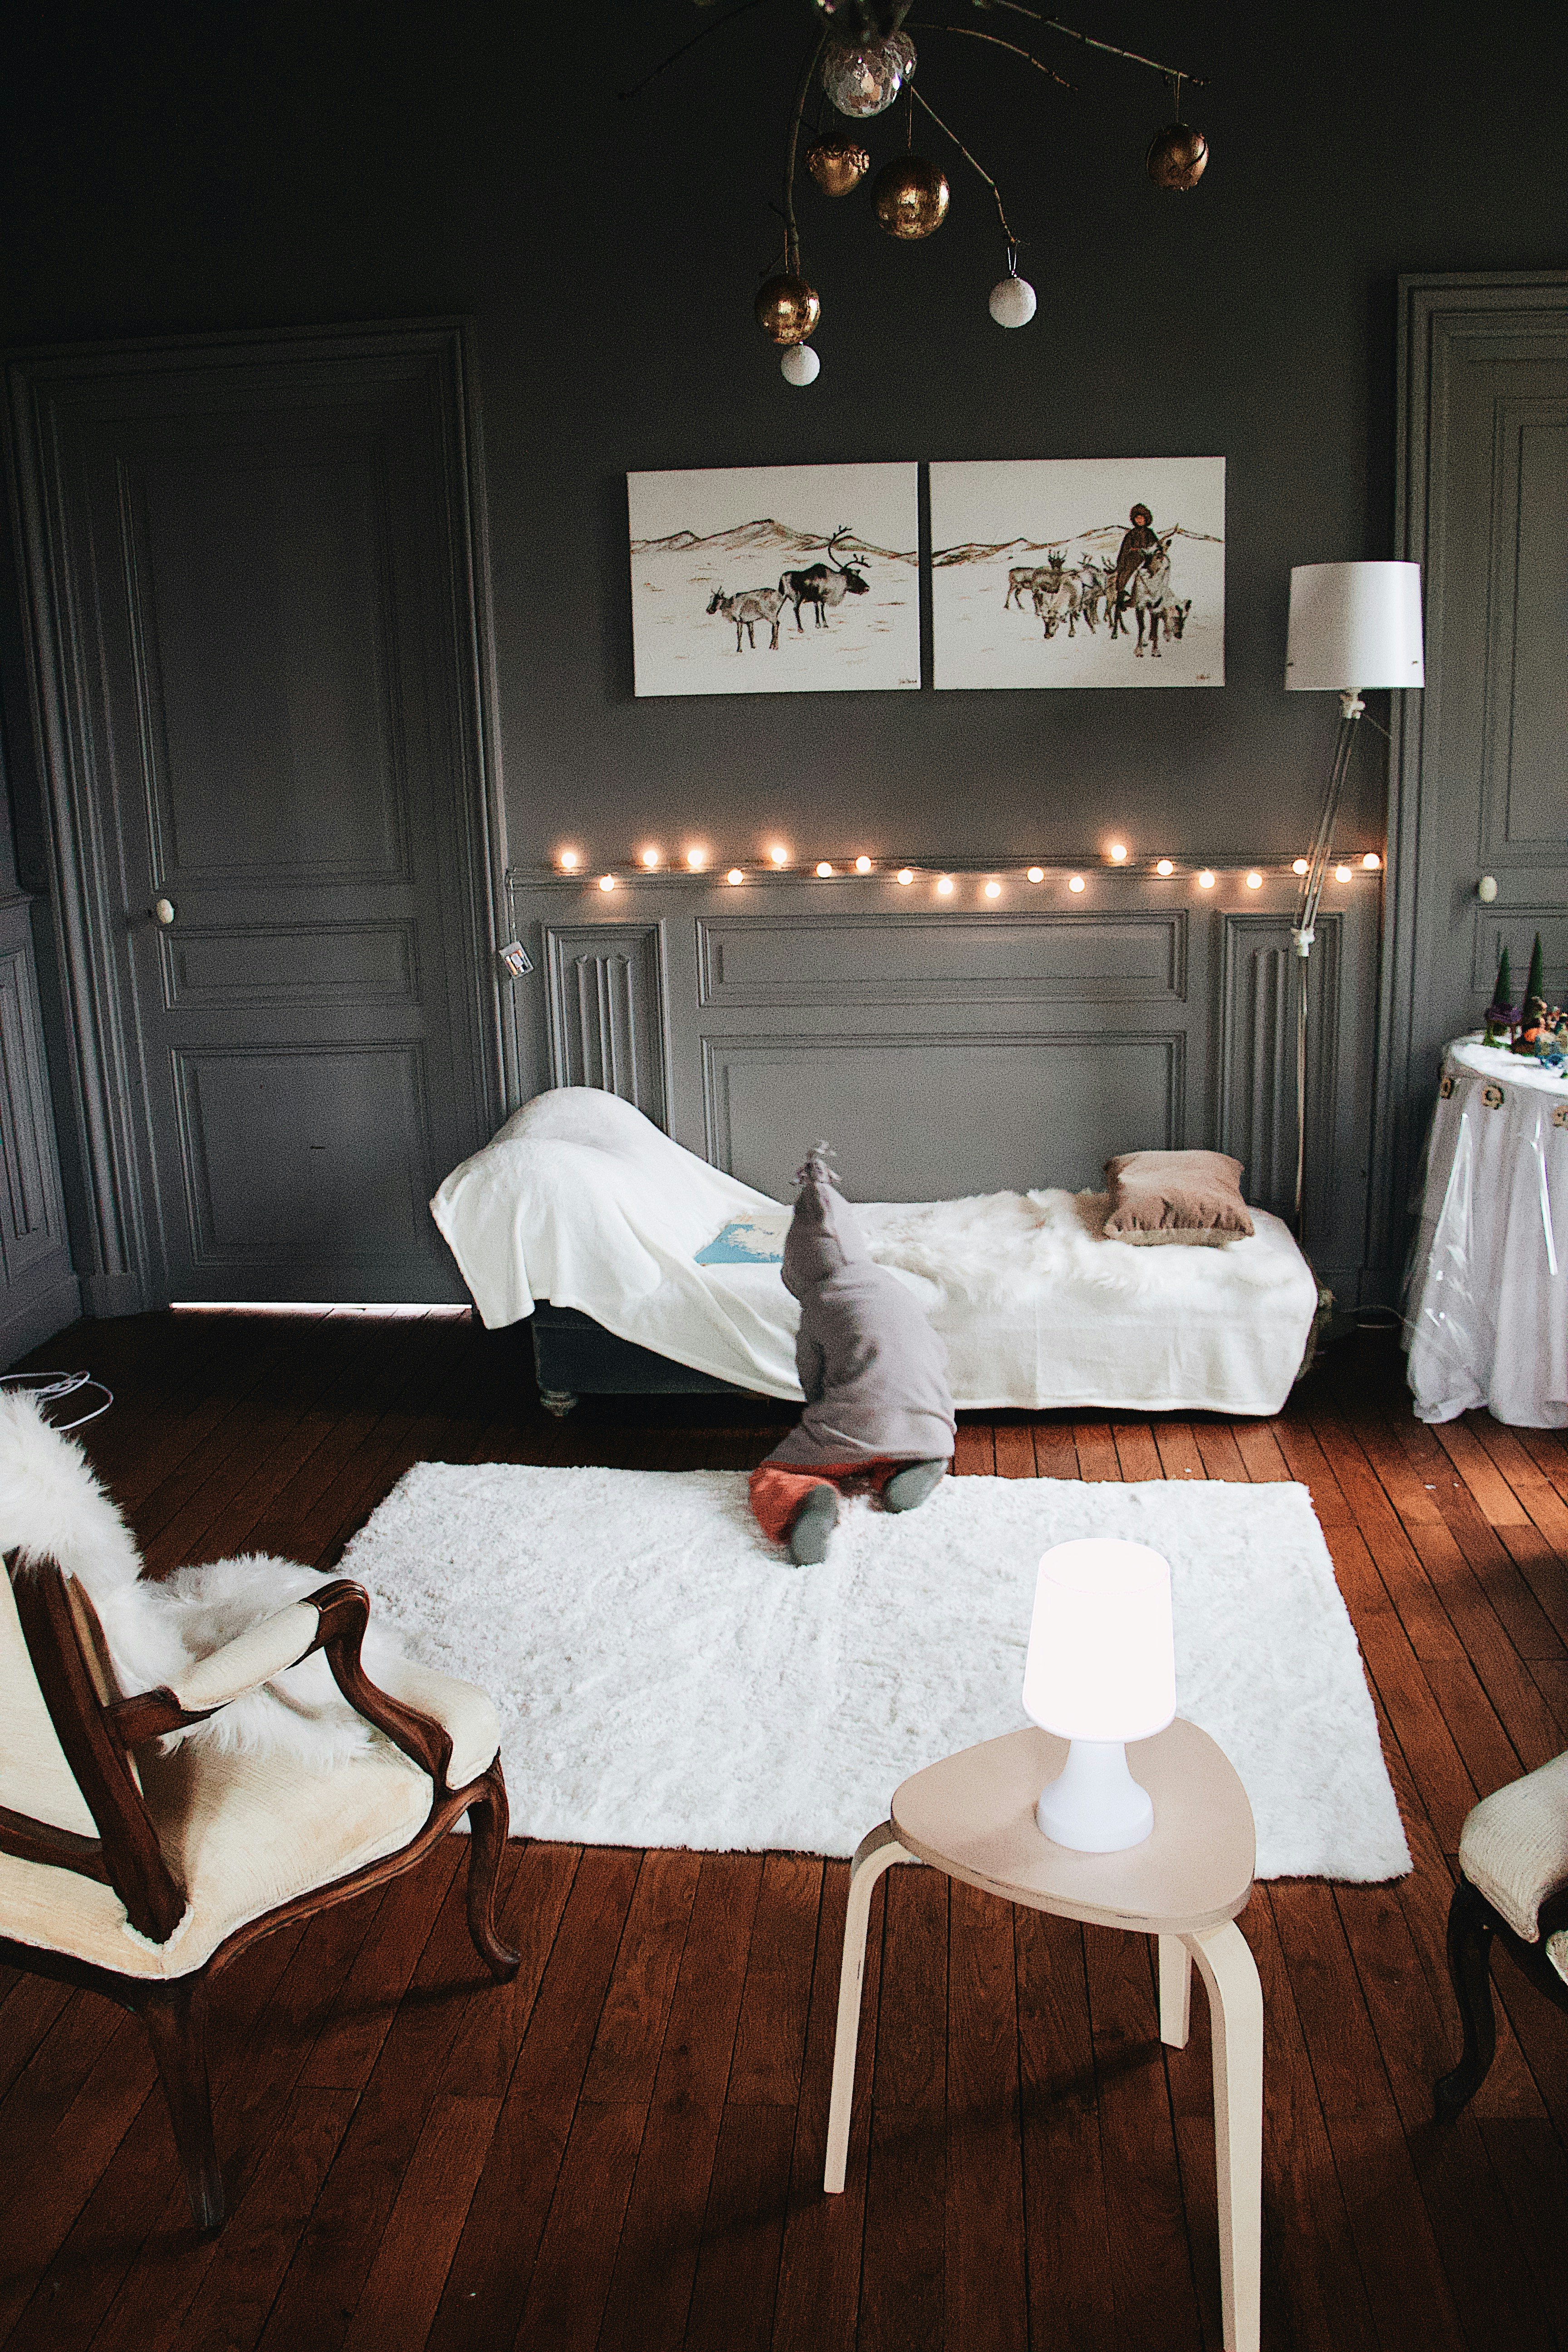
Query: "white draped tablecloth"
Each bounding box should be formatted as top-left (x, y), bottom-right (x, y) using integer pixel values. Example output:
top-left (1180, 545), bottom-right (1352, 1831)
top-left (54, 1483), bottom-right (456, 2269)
top-left (1405, 1035), bottom-right (1568, 1426)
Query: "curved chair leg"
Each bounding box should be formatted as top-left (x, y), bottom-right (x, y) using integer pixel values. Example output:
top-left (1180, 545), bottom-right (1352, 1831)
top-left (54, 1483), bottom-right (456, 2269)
top-left (140, 1976), bottom-right (225, 2232)
top-left (466, 1759), bottom-right (521, 1982)
top-left (1186, 1923), bottom-right (1263, 2352)
top-left (824, 1822), bottom-right (915, 2194)
top-left (1435, 1877), bottom-right (1497, 2121)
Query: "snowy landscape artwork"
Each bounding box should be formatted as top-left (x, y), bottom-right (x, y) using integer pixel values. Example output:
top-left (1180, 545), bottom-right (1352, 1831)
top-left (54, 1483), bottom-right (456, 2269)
top-left (627, 462), bottom-right (920, 698)
top-left (929, 457), bottom-right (1225, 689)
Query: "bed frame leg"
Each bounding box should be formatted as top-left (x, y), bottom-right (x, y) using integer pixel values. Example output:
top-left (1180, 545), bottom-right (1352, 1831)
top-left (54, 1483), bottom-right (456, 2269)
top-left (539, 1387), bottom-right (578, 1418)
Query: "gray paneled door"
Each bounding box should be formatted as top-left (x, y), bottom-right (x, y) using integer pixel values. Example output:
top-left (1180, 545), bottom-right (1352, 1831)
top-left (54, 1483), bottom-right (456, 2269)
top-left (9, 327), bottom-right (505, 1306)
top-left (1380, 274), bottom-right (1568, 1273)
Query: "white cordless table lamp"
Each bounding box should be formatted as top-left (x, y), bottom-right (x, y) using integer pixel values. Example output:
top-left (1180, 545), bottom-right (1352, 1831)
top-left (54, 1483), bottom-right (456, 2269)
top-left (1022, 1538), bottom-right (1176, 1852)
top-left (1284, 561), bottom-right (1425, 1238)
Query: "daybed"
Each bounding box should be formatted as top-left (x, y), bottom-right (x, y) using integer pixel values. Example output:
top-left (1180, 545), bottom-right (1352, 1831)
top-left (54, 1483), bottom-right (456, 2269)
top-left (431, 1088), bottom-right (1319, 1418)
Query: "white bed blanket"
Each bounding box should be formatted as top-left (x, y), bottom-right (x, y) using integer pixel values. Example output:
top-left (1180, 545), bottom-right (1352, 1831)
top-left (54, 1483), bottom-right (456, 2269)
top-left (431, 1088), bottom-right (1319, 1415)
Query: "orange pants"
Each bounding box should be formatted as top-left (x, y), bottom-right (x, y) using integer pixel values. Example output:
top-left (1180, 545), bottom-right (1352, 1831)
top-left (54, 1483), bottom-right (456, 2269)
top-left (749, 1457), bottom-right (909, 1545)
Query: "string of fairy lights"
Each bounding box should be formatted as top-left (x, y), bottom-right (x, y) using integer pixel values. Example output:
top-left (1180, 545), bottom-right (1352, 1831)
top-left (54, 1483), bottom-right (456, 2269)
top-left (549, 842), bottom-right (1383, 895)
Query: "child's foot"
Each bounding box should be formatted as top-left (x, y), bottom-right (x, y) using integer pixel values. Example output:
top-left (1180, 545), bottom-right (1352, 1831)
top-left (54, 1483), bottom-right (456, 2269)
top-left (882, 1460), bottom-right (947, 1514)
top-left (788, 1485), bottom-right (840, 1565)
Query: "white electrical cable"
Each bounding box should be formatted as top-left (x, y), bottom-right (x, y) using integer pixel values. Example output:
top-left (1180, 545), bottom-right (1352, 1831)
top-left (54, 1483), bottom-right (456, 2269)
top-left (0, 1368), bottom-right (114, 1431)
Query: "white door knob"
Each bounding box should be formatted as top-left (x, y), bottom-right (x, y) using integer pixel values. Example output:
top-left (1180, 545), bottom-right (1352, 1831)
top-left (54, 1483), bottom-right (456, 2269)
top-left (153, 896), bottom-right (176, 926)
top-left (1477, 876), bottom-right (1498, 904)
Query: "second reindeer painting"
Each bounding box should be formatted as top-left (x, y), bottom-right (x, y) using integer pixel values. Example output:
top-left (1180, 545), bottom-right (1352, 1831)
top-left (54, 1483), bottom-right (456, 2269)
top-left (930, 456), bottom-right (1226, 689)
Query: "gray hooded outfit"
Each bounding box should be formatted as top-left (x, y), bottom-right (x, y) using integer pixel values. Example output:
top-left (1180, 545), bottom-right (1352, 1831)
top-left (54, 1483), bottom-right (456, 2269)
top-left (761, 1152), bottom-right (956, 1471)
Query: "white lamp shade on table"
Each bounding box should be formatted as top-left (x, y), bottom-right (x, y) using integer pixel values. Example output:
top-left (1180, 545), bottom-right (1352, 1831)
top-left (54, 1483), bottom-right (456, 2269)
top-left (1284, 560), bottom-right (1425, 694)
top-left (1022, 1539), bottom-right (1176, 1852)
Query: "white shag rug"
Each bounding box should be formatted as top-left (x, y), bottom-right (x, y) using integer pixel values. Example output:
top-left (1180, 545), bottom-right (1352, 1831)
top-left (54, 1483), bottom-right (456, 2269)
top-left (338, 1466), bottom-right (1411, 1882)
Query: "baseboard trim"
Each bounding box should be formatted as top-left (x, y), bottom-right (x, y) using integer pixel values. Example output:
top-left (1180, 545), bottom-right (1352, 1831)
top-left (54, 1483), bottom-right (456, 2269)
top-left (77, 1269), bottom-right (147, 1318)
top-left (0, 1266), bottom-right (83, 1368)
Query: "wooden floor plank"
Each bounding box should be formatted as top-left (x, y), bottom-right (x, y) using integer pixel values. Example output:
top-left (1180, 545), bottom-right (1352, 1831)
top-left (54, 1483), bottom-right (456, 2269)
top-left (944, 1879), bottom-right (1027, 2352)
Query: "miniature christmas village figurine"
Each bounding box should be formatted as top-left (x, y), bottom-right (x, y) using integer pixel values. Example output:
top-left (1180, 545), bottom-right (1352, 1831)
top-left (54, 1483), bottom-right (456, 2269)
top-left (1483, 944), bottom-right (1520, 1048)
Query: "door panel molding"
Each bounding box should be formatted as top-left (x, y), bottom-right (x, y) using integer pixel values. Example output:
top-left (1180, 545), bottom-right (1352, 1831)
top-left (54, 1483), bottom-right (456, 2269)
top-left (6, 322), bottom-right (509, 1307)
top-left (1377, 270), bottom-right (1568, 1290)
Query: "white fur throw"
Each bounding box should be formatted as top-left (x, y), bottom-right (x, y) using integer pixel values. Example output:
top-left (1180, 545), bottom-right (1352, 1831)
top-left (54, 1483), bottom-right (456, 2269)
top-left (0, 1390), bottom-right (399, 1767)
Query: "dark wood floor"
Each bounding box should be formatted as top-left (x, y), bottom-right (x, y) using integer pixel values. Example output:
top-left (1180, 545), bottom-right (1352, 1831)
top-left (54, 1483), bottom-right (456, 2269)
top-left (2, 1306), bottom-right (1566, 2352)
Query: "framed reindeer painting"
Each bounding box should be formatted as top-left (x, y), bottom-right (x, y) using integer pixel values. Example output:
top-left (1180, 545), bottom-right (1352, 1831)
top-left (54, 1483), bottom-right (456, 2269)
top-left (929, 457), bottom-right (1225, 690)
top-left (627, 463), bottom-right (920, 697)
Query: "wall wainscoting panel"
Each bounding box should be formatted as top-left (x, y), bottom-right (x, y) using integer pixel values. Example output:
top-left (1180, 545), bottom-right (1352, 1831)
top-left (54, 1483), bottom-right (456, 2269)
top-left (695, 909), bottom-right (1187, 1009)
top-left (543, 922), bottom-right (669, 1126)
top-left (701, 1029), bottom-right (1183, 1201)
top-left (0, 894), bottom-right (80, 1363)
top-left (508, 867), bottom-right (1381, 1296)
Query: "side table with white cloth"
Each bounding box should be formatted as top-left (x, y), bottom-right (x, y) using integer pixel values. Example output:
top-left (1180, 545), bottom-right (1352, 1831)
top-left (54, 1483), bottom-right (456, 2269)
top-left (1404, 1035), bottom-right (1568, 1427)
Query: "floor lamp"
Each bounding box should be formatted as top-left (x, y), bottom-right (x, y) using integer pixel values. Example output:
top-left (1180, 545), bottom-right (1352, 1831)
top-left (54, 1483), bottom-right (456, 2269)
top-left (1284, 561), bottom-right (1425, 1242)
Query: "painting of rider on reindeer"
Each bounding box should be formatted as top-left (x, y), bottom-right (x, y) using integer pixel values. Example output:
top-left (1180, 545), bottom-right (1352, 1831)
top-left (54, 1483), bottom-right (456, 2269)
top-left (928, 456), bottom-right (1225, 691)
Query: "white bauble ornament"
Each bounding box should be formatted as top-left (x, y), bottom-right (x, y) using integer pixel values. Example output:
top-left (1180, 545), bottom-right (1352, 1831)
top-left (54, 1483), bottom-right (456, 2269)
top-left (780, 343), bottom-right (821, 387)
top-left (988, 274), bottom-right (1038, 328)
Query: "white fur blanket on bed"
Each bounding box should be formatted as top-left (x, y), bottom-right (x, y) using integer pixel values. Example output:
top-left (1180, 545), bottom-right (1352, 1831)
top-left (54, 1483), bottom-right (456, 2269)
top-left (0, 1391), bottom-right (399, 1767)
top-left (431, 1088), bottom-right (1319, 1416)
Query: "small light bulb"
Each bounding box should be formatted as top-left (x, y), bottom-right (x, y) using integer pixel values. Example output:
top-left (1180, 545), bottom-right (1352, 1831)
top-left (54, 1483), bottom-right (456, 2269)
top-left (936, 875), bottom-right (955, 896)
top-left (1026, 867), bottom-right (1044, 883)
top-left (687, 848), bottom-right (706, 871)
top-left (1246, 871), bottom-right (1263, 890)
top-left (1362, 851), bottom-right (1381, 870)
top-left (855, 854), bottom-right (872, 874)
top-left (1334, 863), bottom-right (1352, 883)
top-left (1068, 874), bottom-right (1086, 893)
top-left (1109, 843), bottom-right (1128, 863)
top-left (1291, 857), bottom-right (1309, 877)
top-left (727, 868), bottom-right (744, 885)
top-left (897, 868), bottom-right (915, 885)
top-left (817, 861), bottom-right (834, 877)
top-left (984, 879), bottom-right (1001, 898)
top-left (769, 844), bottom-right (789, 867)
top-left (1156, 858), bottom-right (1175, 877)
top-left (641, 848), bottom-right (661, 870)
top-left (1198, 870), bottom-right (1215, 889)
top-left (598, 873), bottom-right (616, 892)
top-left (559, 849), bottom-right (579, 872)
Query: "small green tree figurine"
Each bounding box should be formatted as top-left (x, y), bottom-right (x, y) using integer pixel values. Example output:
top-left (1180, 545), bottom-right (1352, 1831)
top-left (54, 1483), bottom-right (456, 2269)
top-left (1484, 944), bottom-right (1518, 1047)
top-left (1516, 932), bottom-right (1547, 1052)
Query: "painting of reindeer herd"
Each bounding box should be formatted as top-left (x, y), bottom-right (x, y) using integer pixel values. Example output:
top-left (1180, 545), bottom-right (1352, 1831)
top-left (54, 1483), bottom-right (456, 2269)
top-left (626, 457), bottom-right (1224, 696)
top-left (929, 456), bottom-right (1225, 690)
top-left (627, 462), bottom-right (920, 698)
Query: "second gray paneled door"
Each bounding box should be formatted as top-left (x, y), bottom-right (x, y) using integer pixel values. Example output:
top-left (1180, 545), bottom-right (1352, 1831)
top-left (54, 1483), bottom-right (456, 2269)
top-left (11, 327), bottom-right (503, 1304)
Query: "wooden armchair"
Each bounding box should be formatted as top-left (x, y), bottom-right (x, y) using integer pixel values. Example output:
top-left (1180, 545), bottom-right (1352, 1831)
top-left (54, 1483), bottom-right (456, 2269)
top-left (1436, 1750), bottom-right (1568, 2117)
top-left (0, 1547), bottom-right (519, 2230)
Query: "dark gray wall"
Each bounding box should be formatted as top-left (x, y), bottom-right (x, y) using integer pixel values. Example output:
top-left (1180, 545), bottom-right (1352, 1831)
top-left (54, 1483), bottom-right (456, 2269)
top-left (1, 0), bottom-right (1564, 1299)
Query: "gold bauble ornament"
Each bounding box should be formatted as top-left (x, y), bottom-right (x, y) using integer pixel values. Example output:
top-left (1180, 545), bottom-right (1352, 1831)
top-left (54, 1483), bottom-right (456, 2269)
top-left (755, 274), bottom-right (822, 346)
top-left (872, 155), bottom-right (950, 239)
top-left (1145, 121), bottom-right (1209, 191)
top-left (806, 136), bottom-right (871, 196)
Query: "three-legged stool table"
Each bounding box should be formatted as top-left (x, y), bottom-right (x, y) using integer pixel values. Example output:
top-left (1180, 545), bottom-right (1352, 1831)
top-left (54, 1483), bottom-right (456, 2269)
top-left (823, 1719), bottom-right (1263, 2352)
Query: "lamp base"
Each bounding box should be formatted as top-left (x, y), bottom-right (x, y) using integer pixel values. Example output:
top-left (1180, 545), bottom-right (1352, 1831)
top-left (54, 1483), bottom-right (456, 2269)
top-left (1035, 1738), bottom-right (1155, 1852)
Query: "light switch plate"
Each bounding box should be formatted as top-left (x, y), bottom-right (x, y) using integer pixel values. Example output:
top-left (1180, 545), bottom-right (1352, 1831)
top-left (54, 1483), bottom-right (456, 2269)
top-left (498, 939), bottom-right (534, 979)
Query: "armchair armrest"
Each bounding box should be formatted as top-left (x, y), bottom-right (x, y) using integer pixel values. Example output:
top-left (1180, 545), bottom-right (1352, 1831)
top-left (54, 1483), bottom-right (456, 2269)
top-left (104, 1580), bottom-right (457, 1792)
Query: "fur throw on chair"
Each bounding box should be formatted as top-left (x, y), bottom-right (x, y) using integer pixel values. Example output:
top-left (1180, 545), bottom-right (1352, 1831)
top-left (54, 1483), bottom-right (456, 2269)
top-left (0, 1389), bottom-right (402, 1767)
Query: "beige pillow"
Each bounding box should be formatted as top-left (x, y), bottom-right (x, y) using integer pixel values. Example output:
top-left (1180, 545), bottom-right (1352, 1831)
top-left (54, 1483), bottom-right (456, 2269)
top-left (1102, 1150), bottom-right (1254, 1246)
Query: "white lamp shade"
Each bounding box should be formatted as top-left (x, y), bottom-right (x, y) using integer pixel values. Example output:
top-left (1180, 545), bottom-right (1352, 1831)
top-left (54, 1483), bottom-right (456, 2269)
top-left (1021, 1539), bottom-right (1176, 1744)
top-left (1284, 560), bottom-right (1425, 693)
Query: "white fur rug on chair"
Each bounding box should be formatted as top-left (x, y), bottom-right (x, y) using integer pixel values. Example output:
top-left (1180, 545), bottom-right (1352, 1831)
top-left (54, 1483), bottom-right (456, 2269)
top-left (338, 1465), bottom-right (1411, 1880)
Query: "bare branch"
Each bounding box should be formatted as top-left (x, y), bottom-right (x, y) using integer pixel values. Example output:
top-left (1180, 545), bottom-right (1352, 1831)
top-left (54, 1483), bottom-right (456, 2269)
top-left (976, 0), bottom-right (1205, 86)
top-left (784, 26), bottom-right (831, 276)
top-left (916, 24), bottom-right (1073, 88)
top-left (618, 0), bottom-right (772, 103)
top-left (908, 84), bottom-right (1018, 247)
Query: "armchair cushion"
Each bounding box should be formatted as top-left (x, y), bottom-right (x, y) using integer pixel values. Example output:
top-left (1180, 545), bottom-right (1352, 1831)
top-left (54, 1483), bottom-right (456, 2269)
top-left (0, 1654), bottom-right (499, 1980)
top-left (1459, 1749), bottom-right (1568, 1942)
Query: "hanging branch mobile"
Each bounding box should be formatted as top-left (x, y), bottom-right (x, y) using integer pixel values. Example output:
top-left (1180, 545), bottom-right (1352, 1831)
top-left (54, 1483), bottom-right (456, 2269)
top-left (641, 0), bottom-right (1208, 385)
